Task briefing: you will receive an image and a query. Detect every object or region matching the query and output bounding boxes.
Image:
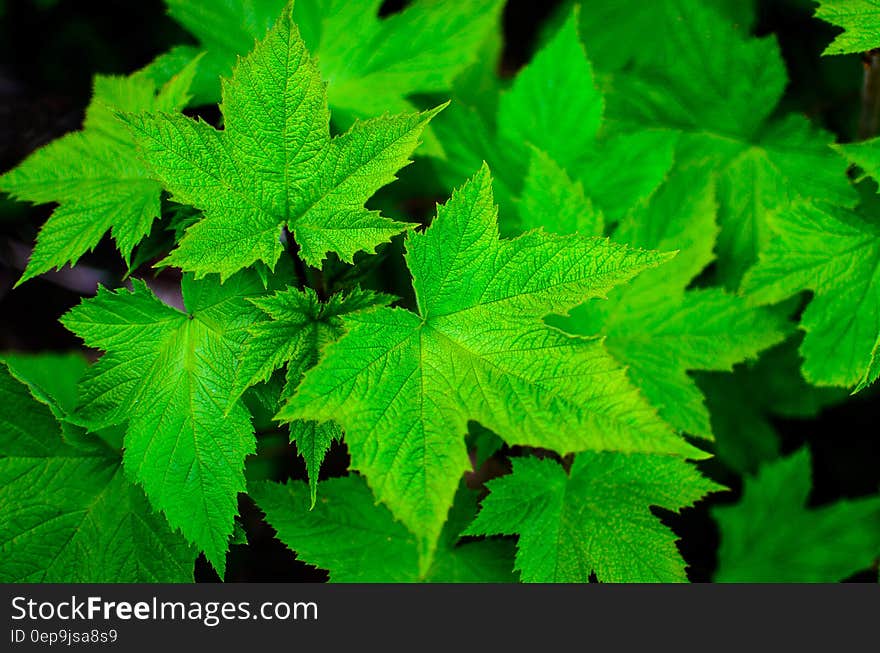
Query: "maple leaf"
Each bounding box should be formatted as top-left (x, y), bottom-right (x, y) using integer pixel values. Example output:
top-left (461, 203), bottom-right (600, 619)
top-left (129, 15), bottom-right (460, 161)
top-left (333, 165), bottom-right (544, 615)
top-left (742, 200), bottom-right (880, 390)
top-left (550, 167), bottom-right (789, 438)
top-left (232, 286), bottom-right (392, 504)
top-left (814, 0), bottom-right (880, 55)
top-left (0, 361), bottom-right (195, 582)
top-left (0, 61), bottom-right (198, 285)
top-left (432, 8), bottom-right (676, 230)
top-left (251, 476), bottom-right (517, 582)
top-left (123, 5), bottom-right (441, 280)
top-left (714, 448), bottom-right (880, 581)
top-left (591, 0), bottom-right (857, 287)
top-left (61, 272), bottom-right (266, 573)
top-left (279, 165), bottom-right (703, 569)
top-left (465, 453), bottom-right (722, 582)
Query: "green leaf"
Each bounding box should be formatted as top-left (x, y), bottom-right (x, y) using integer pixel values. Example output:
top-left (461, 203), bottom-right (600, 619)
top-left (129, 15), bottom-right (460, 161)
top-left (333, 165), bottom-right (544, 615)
top-left (159, 0), bottom-right (501, 149)
top-left (497, 6), bottom-right (602, 170)
top-left (697, 336), bottom-right (848, 475)
top-left (2, 352), bottom-right (88, 417)
top-left (161, 0), bottom-right (287, 104)
top-left (233, 286), bottom-right (393, 402)
top-left (815, 0), bottom-right (880, 55)
top-left (123, 6), bottom-right (441, 279)
top-left (232, 286), bottom-right (391, 504)
top-left (0, 62), bottom-right (198, 285)
top-left (293, 0), bottom-right (503, 152)
top-left (550, 169), bottom-right (789, 438)
top-left (597, 0), bottom-right (857, 287)
top-left (574, 0), bottom-right (756, 72)
top-left (742, 201), bottom-right (880, 389)
top-left (519, 148), bottom-right (603, 236)
top-left (280, 165), bottom-right (702, 569)
top-left (465, 453), bottom-right (722, 582)
top-left (432, 8), bottom-right (674, 231)
top-left (61, 273), bottom-right (264, 573)
top-left (251, 475), bottom-right (517, 582)
top-left (0, 363), bottom-right (194, 582)
top-left (714, 448), bottom-right (880, 582)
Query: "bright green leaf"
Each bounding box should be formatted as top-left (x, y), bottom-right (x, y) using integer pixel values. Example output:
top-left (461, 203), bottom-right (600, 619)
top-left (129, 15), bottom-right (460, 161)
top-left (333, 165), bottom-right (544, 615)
top-left (280, 165), bottom-right (701, 569)
top-left (742, 201), bottom-right (880, 389)
top-left (61, 273), bottom-right (264, 573)
top-left (433, 8), bottom-right (674, 232)
top-left (549, 169), bottom-right (789, 438)
top-left (0, 62), bottom-right (198, 285)
top-left (123, 7), bottom-right (441, 279)
top-left (465, 453), bottom-right (722, 582)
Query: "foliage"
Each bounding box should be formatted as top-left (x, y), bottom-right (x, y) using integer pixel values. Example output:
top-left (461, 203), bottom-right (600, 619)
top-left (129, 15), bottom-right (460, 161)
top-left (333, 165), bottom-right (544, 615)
top-left (1, 0), bottom-right (879, 583)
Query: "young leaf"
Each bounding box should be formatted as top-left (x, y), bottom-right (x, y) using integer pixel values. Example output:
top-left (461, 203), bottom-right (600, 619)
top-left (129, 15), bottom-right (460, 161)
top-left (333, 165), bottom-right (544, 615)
top-left (61, 273), bottom-right (265, 573)
top-left (465, 453), bottom-right (722, 582)
top-left (233, 287), bottom-right (393, 402)
top-left (0, 363), bottom-right (195, 582)
top-left (0, 62), bottom-right (198, 285)
top-left (279, 165), bottom-right (703, 569)
top-left (714, 448), bottom-right (880, 582)
top-left (123, 6), bottom-right (441, 279)
top-left (232, 286), bottom-right (392, 504)
top-left (251, 476), bottom-right (517, 582)
top-left (814, 0), bottom-right (880, 55)
top-left (742, 201), bottom-right (880, 390)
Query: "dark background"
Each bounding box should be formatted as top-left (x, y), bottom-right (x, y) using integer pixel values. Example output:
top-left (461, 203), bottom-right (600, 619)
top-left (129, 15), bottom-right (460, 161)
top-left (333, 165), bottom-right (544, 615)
top-left (0, 0), bottom-right (877, 582)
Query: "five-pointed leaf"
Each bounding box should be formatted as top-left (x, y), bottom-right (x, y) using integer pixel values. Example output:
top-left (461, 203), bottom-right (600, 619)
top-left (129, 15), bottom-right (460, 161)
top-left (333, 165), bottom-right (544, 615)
top-left (465, 453), bottom-right (722, 582)
top-left (742, 200), bottom-right (880, 389)
top-left (0, 363), bottom-right (195, 582)
top-left (251, 476), bottom-right (517, 582)
top-left (123, 6), bottom-right (440, 279)
top-left (280, 165), bottom-right (702, 567)
top-left (0, 62), bottom-right (198, 285)
top-left (714, 448), bottom-right (880, 581)
top-left (61, 273), bottom-right (265, 573)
